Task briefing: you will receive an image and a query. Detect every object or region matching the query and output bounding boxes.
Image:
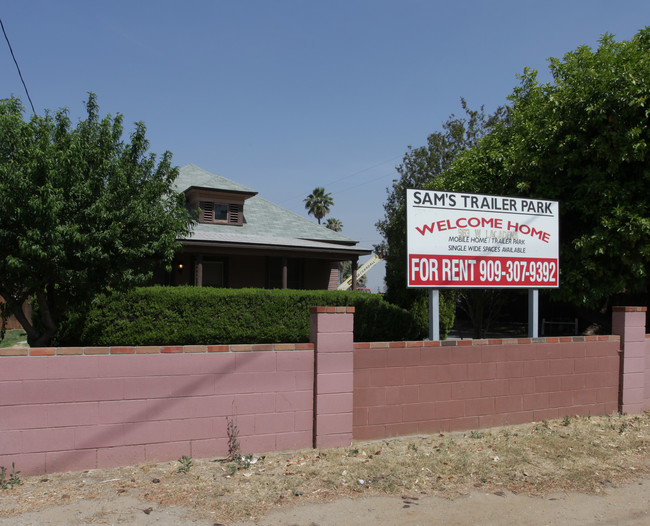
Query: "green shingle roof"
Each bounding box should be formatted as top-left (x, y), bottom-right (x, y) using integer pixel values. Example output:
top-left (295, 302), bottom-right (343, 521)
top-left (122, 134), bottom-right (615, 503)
top-left (176, 165), bottom-right (371, 256)
top-left (174, 163), bottom-right (257, 194)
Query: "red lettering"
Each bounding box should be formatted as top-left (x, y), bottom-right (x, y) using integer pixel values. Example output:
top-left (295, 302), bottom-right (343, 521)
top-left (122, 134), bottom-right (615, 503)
top-left (415, 223), bottom-right (436, 236)
top-left (530, 227), bottom-right (547, 242)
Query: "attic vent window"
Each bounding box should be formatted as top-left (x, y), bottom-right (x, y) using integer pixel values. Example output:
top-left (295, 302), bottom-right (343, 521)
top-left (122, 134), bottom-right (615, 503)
top-left (199, 201), bottom-right (244, 226)
top-left (214, 204), bottom-right (228, 221)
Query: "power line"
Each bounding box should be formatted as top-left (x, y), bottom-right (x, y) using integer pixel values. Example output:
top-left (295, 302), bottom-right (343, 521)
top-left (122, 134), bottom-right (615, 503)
top-left (277, 153), bottom-right (403, 206)
top-left (1, 17), bottom-right (36, 114)
top-left (315, 154), bottom-right (403, 189)
top-left (326, 171), bottom-right (396, 197)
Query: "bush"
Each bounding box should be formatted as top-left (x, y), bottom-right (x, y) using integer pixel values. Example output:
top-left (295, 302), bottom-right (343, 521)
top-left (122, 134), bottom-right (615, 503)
top-left (77, 287), bottom-right (428, 346)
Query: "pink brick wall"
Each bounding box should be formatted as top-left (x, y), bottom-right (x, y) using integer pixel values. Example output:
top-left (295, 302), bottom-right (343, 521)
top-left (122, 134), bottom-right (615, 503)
top-left (612, 307), bottom-right (650, 413)
top-left (310, 306), bottom-right (355, 449)
top-left (646, 334), bottom-right (650, 409)
top-left (2, 305), bottom-right (647, 477)
top-left (353, 336), bottom-right (621, 440)
top-left (0, 344), bottom-right (314, 475)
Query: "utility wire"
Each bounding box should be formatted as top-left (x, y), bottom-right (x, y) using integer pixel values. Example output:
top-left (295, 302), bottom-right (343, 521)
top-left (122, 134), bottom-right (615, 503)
top-left (326, 171), bottom-right (396, 197)
top-left (1, 17), bottom-right (36, 114)
top-left (277, 153), bottom-right (403, 206)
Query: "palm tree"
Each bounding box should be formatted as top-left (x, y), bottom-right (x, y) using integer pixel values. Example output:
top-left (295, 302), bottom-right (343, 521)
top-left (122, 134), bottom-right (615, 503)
top-left (325, 217), bottom-right (343, 232)
top-left (304, 187), bottom-right (334, 224)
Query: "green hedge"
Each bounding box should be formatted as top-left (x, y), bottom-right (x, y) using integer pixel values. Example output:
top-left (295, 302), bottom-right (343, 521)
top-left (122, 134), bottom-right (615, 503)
top-left (78, 287), bottom-right (429, 346)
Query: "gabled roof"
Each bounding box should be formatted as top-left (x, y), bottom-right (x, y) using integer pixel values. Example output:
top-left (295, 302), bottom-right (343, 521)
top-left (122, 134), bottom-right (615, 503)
top-left (175, 165), bottom-right (372, 258)
top-left (174, 163), bottom-right (257, 195)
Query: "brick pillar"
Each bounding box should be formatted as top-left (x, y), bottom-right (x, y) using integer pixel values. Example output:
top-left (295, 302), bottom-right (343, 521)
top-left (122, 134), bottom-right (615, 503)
top-left (310, 306), bottom-right (355, 449)
top-left (612, 306), bottom-right (648, 414)
top-left (327, 262), bottom-right (340, 291)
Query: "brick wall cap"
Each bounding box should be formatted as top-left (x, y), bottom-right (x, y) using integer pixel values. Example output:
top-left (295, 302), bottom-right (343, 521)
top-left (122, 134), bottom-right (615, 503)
top-left (29, 347), bottom-right (55, 356)
top-left (111, 346), bottom-right (135, 354)
top-left (160, 346), bottom-right (183, 353)
top-left (1, 332), bottom-right (623, 359)
top-left (0, 347), bottom-right (28, 356)
top-left (309, 306), bottom-right (356, 314)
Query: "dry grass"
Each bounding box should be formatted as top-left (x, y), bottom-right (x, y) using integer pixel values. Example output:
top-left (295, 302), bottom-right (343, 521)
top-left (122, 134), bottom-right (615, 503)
top-left (1, 412), bottom-right (649, 523)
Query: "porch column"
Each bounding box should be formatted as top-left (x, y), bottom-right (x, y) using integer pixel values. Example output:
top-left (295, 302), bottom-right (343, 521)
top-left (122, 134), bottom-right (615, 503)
top-left (282, 257), bottom-right (288, 289)
top-left (351, 258), bottom-right (358, 291)
top-left (195, 254), bottom-right (203, 287)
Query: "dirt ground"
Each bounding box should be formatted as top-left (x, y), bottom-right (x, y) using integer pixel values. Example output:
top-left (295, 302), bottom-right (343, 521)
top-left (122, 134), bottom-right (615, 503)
top-left (1, 413), bottom-right (649, 525)
top-left (0, 476), bottom-right (648, 525)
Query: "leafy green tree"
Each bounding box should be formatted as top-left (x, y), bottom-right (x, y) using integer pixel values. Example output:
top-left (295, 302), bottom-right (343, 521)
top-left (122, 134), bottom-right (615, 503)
top-left (375, 100), bottom-right (505, 337)
top-left (304, 187), bottom-right (334, 224)
top-left (435, 29), bottom-right (650, 311)
top-left (325, 217), bottom-right (343, 232)
top-left (0, 94), bottom-right (194, 346)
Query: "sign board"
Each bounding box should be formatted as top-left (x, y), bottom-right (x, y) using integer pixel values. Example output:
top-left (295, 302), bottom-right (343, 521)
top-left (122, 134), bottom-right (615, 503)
top-left (407, 189), bottom-right (559, 288)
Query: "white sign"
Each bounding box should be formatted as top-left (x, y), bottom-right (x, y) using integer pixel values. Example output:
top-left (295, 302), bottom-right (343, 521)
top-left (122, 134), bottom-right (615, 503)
top-left (407, 189), bottom-right (559, 288)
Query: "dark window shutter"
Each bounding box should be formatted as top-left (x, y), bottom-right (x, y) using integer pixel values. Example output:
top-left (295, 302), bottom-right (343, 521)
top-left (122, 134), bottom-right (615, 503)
top-left (199, 201), bottom-right (214, 223)
top-left (229, 203), bottom-right (243, 224)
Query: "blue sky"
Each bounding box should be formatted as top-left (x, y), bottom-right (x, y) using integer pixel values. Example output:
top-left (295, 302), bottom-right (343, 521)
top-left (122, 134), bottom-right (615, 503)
top-left (2, 1), bottom-right (649, 291)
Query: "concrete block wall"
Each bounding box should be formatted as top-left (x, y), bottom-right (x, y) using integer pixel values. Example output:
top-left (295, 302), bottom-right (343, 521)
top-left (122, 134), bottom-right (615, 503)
top-left (1, 305), bottom-right (647, 476)
top-left (353, 336), bottom-right (621, 440)
top-left (0, 344), bottom-right (314, 475)
top-left (647, 333), bottom-right (650, 410)
top-left (612, 306), bottom-right (650, 413)
top-left (310, 306), bottom-right (355, 448)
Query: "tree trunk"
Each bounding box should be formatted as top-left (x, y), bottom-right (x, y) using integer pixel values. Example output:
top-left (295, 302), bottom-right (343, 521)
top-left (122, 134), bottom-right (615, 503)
top-left (4, 288), bottom-right (59, 347)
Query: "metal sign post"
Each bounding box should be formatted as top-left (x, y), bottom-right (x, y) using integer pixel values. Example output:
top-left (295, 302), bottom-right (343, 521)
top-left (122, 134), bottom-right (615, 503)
top-left (528, 288), bottom-right (539, 338)
top-left (429, 289), bottom-right (440, 341)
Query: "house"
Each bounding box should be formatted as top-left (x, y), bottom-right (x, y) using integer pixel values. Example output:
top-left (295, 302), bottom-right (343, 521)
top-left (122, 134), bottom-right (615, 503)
top-left (166, 164), bottom-right (372, 290)
top-left (0, 295), bottom-right (30, 330)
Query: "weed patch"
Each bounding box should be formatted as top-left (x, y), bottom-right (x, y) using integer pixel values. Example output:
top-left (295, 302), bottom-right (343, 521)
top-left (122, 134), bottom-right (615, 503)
top-left (0, 464), bottom-right (20, 490)
top-left (176, 456), bottom-right (193, 474)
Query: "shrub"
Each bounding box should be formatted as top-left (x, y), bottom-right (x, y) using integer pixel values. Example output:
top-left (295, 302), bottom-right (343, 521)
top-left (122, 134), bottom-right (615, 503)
top-left (77, 287), bottom-right (428, 346)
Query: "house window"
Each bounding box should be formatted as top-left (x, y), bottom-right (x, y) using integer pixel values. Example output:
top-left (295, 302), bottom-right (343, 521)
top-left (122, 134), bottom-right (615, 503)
top-left (199, 201), bottom-right (244, 225)
top-left (214, 204), bottom-right (228, 221)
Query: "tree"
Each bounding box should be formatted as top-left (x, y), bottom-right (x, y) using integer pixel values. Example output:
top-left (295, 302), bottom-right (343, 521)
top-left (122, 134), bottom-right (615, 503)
top-left (325, 217), bottom-right (343, 232)
top-left (304, 187), bottom-right (334, 224)
top-left (0, 94), bottom-right (194, 346)
top-left (375, 100), bottom-right (506, 337)
top-left (434, 29), bottom-right (650, 311)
